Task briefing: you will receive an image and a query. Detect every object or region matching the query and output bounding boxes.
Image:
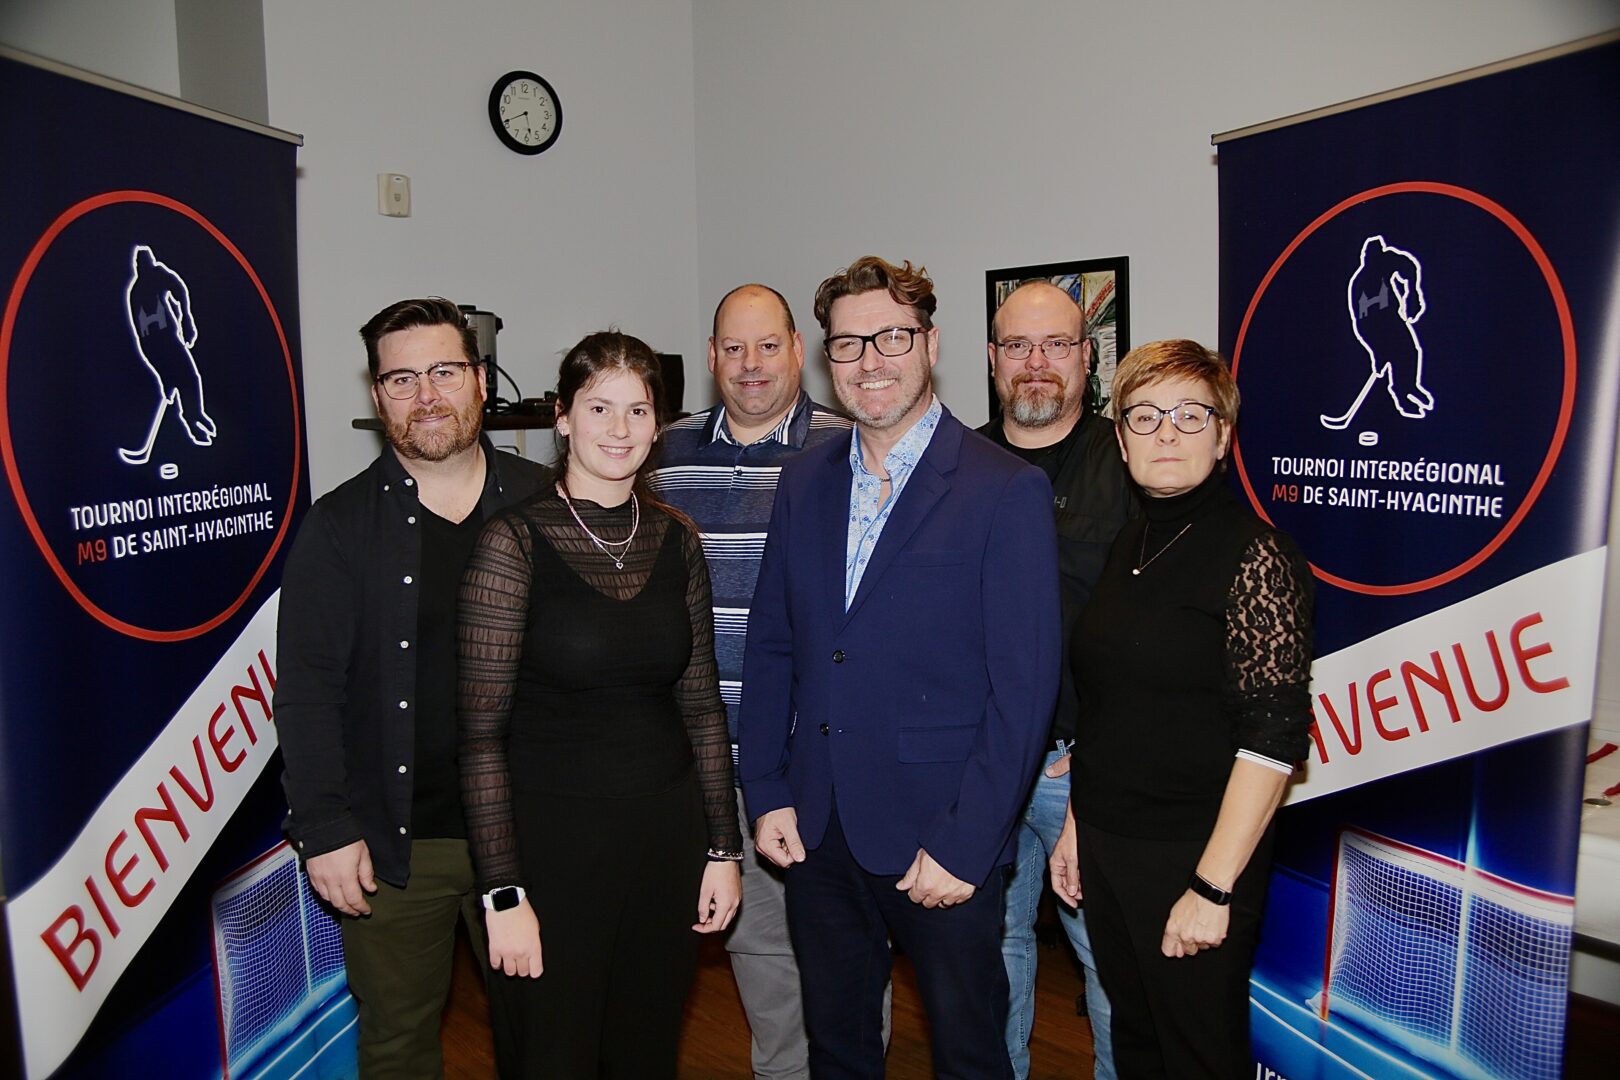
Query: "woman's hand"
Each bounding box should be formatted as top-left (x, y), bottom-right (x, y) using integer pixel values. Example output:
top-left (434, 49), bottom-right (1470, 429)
top-left (486, 900), bottom-right (543, 978)
top-left (1161, 890), bottom-right (1230, 957)
top-left (1049, 802), bottom-right (1082, 908)
top-left (694, 859), bottom-right (742, 932)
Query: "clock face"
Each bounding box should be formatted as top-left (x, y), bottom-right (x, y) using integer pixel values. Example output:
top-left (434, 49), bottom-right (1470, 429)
top-left (489, 71), bottom-right (561, 155)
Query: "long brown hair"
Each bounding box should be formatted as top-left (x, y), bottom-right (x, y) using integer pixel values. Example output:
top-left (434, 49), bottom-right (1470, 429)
top-left (552, 330), bottom-right (693, 528)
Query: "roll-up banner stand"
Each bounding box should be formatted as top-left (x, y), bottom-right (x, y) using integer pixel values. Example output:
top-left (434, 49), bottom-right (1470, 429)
top-left (0, 49), bottom-right (351, 1078)
top-left (1216, 31), bottom-right (1620, 1080)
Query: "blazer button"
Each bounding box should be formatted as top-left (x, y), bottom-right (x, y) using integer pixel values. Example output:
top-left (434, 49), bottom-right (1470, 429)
top-left (819, 723), bottom-right (830, 735)
top-left (832, 649), bottom-right (845, 663)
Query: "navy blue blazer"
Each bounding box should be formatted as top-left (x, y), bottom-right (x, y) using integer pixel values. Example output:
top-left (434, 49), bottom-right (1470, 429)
top-left (737, 407), bottom-right (1062, 886)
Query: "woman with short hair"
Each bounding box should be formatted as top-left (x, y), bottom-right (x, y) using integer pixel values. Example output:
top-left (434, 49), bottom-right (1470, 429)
top-left (1051, 339), bottom-right (1314, 1079)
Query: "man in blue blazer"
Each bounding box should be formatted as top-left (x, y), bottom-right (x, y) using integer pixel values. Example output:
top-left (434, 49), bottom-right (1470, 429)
top-left (739, 256), bottom-right (1062, 1078)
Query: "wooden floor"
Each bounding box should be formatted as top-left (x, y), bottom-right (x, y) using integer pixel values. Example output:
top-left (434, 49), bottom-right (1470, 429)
top-left (442, 926), bottom-right (1096, 1078)
top-left (443, 925), bottom-right (1620, 1078)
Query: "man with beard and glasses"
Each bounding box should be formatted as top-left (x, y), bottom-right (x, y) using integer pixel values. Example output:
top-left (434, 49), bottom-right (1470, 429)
top-left (738, 257), bottom-right (1060, 1077)
top-left (981, 281), bottom-right (1137, 1080)
top-left (274, 297), bottom-right (549, 1078)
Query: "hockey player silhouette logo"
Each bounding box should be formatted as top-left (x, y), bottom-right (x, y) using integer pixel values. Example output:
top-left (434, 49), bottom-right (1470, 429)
top-left (1320, 235), bottom-right (1435, 430)
top-left (120, 244), bottom-right (217, 465)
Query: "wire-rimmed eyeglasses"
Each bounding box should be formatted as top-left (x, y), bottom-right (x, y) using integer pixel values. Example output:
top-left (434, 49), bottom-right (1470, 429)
top-left (375, 361), bottom-right (473, 400)
top-left (1120, 401), bottom-right (1218, 436)
top-left (995, 338), bottom-right (1080, 362)
top-left (826, 326), bottom-right (924, 364)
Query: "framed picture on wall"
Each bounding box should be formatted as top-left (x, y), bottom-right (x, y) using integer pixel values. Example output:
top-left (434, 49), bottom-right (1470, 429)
top-left (984, 256), bottom-right (1130, 422)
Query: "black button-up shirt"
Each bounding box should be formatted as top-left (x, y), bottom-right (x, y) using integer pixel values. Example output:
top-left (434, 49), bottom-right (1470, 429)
top-left (274, 435), bottom-right (550, 887)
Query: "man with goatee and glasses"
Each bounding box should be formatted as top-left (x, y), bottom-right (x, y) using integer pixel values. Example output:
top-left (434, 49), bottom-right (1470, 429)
top-left (980, 280), bottom-right (1138, 1080)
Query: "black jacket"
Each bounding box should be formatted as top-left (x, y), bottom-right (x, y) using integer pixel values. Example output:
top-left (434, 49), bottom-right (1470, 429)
top-left (980, 411), bottom-right (1138, 742)
top-left (273, 435), bottom-right (550, 886)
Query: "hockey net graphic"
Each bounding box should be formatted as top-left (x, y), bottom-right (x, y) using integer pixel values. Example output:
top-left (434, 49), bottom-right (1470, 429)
top-left (211, 842), bottom-right (346, 1078)
top-left (1315, 827), bottom-right (1573, 1080)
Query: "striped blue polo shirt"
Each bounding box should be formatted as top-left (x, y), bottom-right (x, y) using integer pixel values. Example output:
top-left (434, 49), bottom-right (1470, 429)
top-left (649, 390), bottom-right (852, 760)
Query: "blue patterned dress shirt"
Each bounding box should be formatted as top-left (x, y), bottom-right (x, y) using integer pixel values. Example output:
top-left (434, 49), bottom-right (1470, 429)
top-left (844, 396), bottom-right (942, 609)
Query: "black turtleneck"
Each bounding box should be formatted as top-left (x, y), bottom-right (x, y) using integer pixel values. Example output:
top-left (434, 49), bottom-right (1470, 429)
top-left (1070, 471), bottom-right (1315, 841)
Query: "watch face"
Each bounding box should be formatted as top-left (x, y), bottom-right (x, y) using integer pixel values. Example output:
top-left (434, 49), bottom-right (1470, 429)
top-left (489, 71), bottom-right (561, 155)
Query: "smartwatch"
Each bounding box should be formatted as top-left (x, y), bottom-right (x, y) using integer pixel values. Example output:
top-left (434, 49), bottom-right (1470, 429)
top-left (482, 885), bottom-right (526, 912)
top-left (1187, 872), bottom-right (1233, 906)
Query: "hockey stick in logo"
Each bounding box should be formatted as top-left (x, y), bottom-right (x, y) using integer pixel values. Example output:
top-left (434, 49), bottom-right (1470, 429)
top-left (1320, 369), bottom-right (1383, 430)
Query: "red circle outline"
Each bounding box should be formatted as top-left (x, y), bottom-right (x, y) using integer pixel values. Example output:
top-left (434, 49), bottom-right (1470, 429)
top-left (1230, 181), bottom-right (1576, 596)
top-left (0, 190), bottom-right (302, 641)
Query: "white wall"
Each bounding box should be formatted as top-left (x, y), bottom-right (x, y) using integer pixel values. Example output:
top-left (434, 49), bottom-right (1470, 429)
top-left (262, 0), bottom-right (701, 495)
top-left (0, 0), bottom-right (179, 94)
top-left (1600, 429), bottom-right (1620, 742)
top-left (5, 0), bottom-right (1620, 727)
top-left (689, 0), bottom-right (1620, 740)
top-left (176, 0), bottom-right (268, 123)
top-left (690, 0), bottom-right (1618, 419)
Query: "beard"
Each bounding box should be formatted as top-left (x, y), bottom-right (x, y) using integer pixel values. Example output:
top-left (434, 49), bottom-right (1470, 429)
top-left (835, 363), bottom-right (932, 431)
top-left (1005, 372), bottom-right (1073, 429)
top-left (383, 396), bottom-right (483, 462)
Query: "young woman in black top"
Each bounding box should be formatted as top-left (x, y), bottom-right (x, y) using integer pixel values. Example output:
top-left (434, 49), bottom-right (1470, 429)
top-left (457, 332), bottom-right (742, 1077)
top-left (1050, 339), bottom-right (1314, 1079)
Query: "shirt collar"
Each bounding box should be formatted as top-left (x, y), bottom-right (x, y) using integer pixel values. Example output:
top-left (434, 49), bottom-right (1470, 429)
top-left (378, 433), bottom-right (498, 493)
top-left (850, 395), bottom-right (942, 478)
top-left (709, 390), bottom-right (807, 448)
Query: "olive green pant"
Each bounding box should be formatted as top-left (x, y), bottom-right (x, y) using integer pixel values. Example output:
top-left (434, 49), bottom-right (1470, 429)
top-left (338, 838), bottom-right (488, 1080)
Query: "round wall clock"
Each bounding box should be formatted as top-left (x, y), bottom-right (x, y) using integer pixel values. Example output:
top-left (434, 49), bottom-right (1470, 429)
top-left (488, 70), bottom-right (561, 155)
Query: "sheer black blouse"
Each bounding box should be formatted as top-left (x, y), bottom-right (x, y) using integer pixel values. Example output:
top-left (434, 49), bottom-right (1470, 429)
top-left (457, 488), bottom-right (741, 888)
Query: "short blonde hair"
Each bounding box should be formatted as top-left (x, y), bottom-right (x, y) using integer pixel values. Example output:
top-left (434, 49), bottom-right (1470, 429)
top-left (1112, 339), bottom-right (1239, 426)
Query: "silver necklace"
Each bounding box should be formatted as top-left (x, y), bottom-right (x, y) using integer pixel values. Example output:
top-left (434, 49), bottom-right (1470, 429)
top-left (1133, 522), bottom-right (1191, 576)
top-left (557, 483), bottom-right (639, 569)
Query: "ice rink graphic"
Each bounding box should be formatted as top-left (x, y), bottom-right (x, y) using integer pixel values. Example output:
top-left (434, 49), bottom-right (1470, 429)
top-left (210, 843), bottom-right (356, 1080)
top-left (1303, 827), bottom-right (1573, 1080)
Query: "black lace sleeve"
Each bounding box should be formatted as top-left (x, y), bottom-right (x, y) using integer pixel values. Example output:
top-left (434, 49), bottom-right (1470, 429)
top-left (1224, 530), bottom-right (1315, 765)
top-left (457, 511), bottom-right (532, 889)
top-left (677, 524), bottom-right (744, 854)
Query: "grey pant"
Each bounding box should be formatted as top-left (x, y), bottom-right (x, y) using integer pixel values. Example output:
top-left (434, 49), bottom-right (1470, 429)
top-left (728, 794), bottom-right (812, 1078)
top-left (729, 793), bottom-right (891, 1079)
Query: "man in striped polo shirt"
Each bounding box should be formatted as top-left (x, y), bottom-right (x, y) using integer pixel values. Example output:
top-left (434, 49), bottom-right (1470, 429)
top-left (651, 283), bottom-right (850, 1079)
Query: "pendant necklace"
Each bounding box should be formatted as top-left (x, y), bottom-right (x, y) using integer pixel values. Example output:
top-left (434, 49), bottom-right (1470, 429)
top-left (557, 483), bottom-right (639, 569)
top-left (1133, 522), bottom-right (1191, 576)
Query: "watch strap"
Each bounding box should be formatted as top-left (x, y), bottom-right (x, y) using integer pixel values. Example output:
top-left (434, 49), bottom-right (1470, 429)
top-left (1187, 872), bottom-right (1233, 906)
top-left (482, 885), bottom-right (526, 912)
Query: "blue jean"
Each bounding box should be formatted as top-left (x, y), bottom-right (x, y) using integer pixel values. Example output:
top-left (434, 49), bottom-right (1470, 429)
top-left (1001, 750), bottom-right (1115, 1080)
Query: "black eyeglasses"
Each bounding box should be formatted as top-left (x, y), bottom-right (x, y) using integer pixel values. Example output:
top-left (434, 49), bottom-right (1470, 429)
top-left (995, 338), bottom-right (1080, 361)
top-left (825, 326), bottom-right (924, 364)
top-left (1120, 401), bottom-right (1218, 435)
top-left (375, 361), bottom-right (473, 399)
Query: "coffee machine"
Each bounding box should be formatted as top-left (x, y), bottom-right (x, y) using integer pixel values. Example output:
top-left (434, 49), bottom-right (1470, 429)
top-left (458, 305), bottom-right (502, 413)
